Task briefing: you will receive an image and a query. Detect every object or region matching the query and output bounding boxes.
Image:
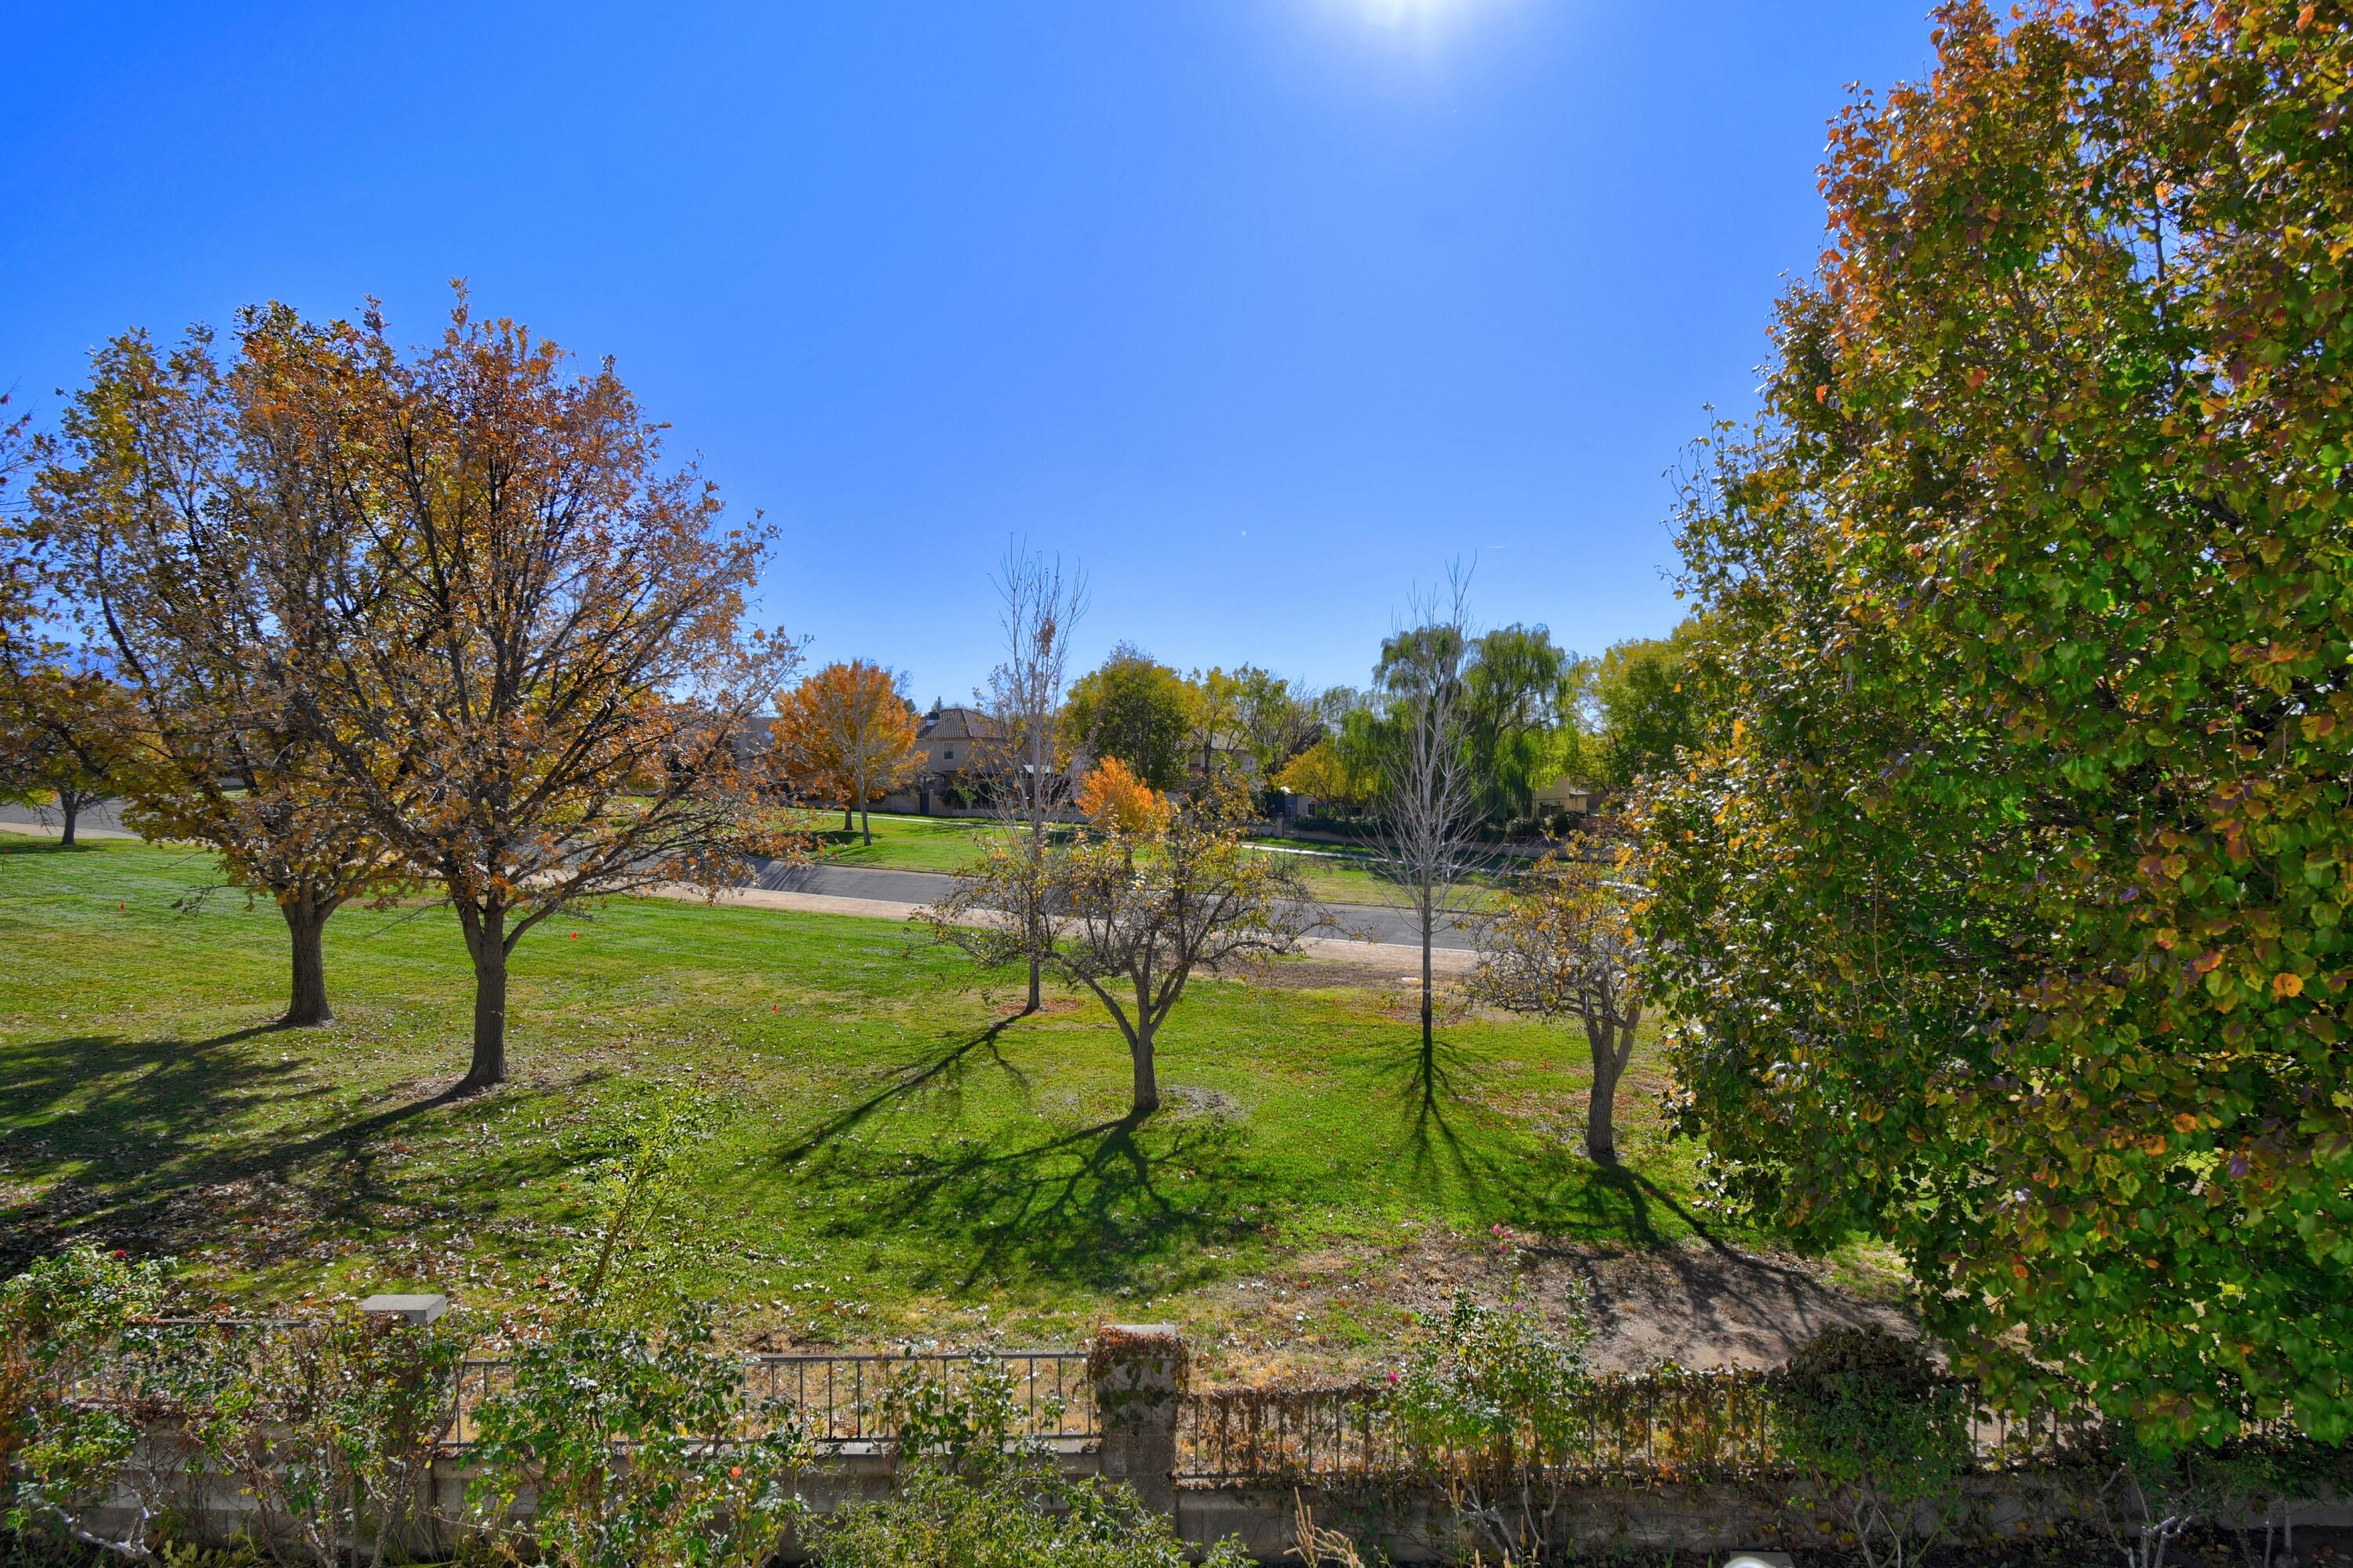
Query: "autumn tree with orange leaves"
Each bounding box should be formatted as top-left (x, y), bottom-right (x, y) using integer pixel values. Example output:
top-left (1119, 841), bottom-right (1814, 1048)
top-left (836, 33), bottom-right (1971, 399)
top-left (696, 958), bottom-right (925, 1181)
top-left (773, 659), bottom-right (918, 844)
top-left (35, 315), bottom-right (401, 1024)
top-left (1075, 755), bottom-right (1168, 836)
top-left (277, 296), bottom-right (798, 1091)
top-left (0, 398), bottom-right (136, 851)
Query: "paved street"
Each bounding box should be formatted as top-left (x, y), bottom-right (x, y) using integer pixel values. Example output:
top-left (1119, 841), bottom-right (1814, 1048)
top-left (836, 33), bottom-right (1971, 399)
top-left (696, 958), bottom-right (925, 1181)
top-left (0, 800), bottom-right (134, 837)
top-left (749, 857), bottom-right (1472, 950)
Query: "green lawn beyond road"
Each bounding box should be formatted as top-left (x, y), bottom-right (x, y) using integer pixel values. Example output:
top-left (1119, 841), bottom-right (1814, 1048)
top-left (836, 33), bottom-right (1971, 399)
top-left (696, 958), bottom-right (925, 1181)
top-left (1, 837), bottom-right (1757, 1377)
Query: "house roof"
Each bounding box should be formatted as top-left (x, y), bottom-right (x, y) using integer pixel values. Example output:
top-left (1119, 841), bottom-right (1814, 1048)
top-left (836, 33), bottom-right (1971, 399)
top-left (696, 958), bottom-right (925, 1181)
top-left (917, 706), bottom-right (998, 743)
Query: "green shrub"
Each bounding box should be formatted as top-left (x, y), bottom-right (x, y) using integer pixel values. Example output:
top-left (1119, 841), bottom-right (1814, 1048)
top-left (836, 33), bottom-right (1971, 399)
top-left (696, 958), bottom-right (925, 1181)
top-left (213, 1307), bottom-right (468, 1568)
top-left (810, 1464), bottom-right (1244, 1568)
top-left (465, 1306), bottom-right (809, 1568)
top-left (1381, 1282), bottom-right (1595, 1563)
top-left (875, 1353), bottom-right (1039, 1479)
top-left (6, 1250), bottom-right (474, 1568)
top-left (1771, 1326), bottom-right (1970, 1568)
top-left (811, 1359), bottom-right (1244, 1568)
top-left (3, 1249), bottom-right (173, 1562)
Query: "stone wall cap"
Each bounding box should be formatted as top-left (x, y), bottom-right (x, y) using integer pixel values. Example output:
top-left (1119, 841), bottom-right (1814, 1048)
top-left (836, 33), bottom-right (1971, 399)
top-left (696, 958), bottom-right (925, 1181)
top-left (1100, 1322), bottom-right (1181, 1338)
top-left (359, 1293), bottom-right (449, 1323)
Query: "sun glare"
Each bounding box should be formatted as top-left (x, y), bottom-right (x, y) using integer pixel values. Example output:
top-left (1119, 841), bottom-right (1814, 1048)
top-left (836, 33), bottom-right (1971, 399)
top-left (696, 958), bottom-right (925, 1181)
top-left (1355, 0), bottom-right (1475, 27)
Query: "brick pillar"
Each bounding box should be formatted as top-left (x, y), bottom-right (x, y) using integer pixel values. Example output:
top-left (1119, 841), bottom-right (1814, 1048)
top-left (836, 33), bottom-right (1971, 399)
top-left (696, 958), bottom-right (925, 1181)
top-left (1091, 1323), bottom-right (1186, 1517)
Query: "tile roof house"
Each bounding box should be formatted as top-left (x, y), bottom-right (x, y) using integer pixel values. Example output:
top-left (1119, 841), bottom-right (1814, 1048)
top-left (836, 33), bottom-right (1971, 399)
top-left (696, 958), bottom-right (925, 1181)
top-left (914, 704), bottom-right (996, 774)
top-left (889, 704), bottom-right (1000, 813)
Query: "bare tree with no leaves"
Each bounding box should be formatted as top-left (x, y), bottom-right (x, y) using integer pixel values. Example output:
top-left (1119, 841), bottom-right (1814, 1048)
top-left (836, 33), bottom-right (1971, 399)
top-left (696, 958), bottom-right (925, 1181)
top-left (1469, 832), bottom-right (1646, 1162)
top-left (971, 540), bottom-right (1087, 1013)
top-left (1368, 569), bottom-right (1489, 1057)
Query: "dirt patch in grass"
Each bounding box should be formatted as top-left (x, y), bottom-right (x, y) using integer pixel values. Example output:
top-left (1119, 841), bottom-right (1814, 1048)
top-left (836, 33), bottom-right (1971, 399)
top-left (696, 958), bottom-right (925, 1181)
top-left (1181, 1224), bottom-right (1915, 1386)
top-left (1544, 1239), bottom-right (1915, 1371)
top-left (1220, 959), bottom-right (1396, 991)
top-left (1163, 1085), bottom-right (1246, 1121)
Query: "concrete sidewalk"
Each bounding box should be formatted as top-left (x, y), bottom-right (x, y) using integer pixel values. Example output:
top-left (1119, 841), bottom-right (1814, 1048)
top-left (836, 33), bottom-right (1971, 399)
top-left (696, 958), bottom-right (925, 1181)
top-left (651, 881), bottom-right (1478, 975)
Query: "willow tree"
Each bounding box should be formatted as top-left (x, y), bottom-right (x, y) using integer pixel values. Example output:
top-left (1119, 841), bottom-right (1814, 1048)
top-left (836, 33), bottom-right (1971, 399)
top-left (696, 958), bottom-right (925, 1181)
top-left (36, 318), bottom-right (397, 1024)
top-left (289, 297), bottom-right (798, 1091)
top-left (1645, 1), bottom-right (2353, 1443)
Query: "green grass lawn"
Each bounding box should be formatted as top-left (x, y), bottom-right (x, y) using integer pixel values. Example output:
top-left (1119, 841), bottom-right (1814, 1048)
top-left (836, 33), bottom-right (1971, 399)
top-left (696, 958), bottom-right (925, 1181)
top-left (0, 837), bottom-right (1736, 1374)
top-left (802, 811), bottom-right (996, 871)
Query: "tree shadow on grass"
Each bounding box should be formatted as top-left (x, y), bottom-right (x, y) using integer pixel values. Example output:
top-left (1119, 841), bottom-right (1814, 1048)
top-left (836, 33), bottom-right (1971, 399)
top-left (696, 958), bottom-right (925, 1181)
top-left (1367, 1031), bottom-right (1521, 1206)
top-left (1509, 1148), bottom-right (1733, 1250)
top-left (791, 1105), bottom-right (1279, 1297)
top-left (0, 1024), bottom-right (586, 1271)
top-left (1358, 1034), bottom-right (1735, 1252)
top-left (773, 1017), bottom-right (1028, 1166)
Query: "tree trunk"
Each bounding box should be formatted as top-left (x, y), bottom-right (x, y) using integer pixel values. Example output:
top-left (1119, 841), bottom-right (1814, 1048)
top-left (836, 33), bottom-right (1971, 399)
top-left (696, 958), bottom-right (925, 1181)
top-left (460, 910), bottom-right (509, 1091)
top-left (843, 804), bottom-right (854, 832)
top-left (58, 793), bottom-right (79, 847)
top-left (860, 803), bottom-right (873, 845)
top-left (1420, 890), bottom-right (1435, 1051)
top-left (281, 894), bottom-right (334, 1027)
top-left (1129, 967), bottom-right (1162, 1115)
top-left (1023, 834), bottom-right (1046, 1013)
top-left (1130, 1024), bottom-right (1160, 1115)
top-left (1585, 1021), bottom-right (1624, 1163)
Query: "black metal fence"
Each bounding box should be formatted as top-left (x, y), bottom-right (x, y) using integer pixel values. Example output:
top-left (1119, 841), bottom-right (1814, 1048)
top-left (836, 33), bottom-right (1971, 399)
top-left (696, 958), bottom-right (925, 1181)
top-left (69, 1316), bottom-right (306, 1410)
top-left (1181, 1384), bottom-right (1398, 1484)
top-left (444, 1348), bottom-right (1094, 1450)
top-left (69, 1321), bottom-right (2127, 1483)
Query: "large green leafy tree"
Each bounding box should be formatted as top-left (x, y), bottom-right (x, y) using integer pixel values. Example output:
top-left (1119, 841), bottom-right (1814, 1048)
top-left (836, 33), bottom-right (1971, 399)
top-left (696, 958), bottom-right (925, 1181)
top-left (1576, 624), bottom-right (1705, 792)
top-left (1646, 0), bottom-right (2353, 1443)
top-left (1063, 644), bottom-right (1193, 791)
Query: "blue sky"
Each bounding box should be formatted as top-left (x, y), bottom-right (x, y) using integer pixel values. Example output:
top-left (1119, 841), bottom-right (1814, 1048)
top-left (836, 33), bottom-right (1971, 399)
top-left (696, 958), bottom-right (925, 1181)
top-left (2, 2), bottom-right (1934, 703)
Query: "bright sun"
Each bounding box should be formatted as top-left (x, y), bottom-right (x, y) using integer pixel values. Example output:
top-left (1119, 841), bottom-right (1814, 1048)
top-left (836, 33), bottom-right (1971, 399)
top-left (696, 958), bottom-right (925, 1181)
top-left (1355, 0), bottom-right (1475, 28)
